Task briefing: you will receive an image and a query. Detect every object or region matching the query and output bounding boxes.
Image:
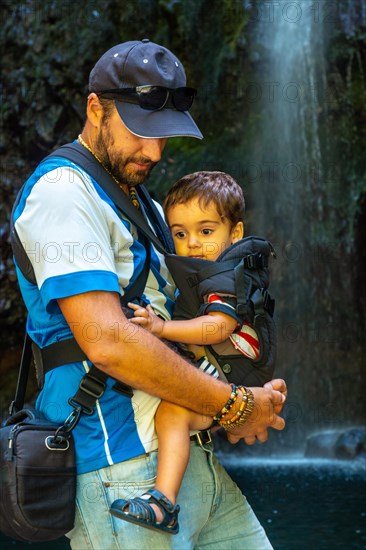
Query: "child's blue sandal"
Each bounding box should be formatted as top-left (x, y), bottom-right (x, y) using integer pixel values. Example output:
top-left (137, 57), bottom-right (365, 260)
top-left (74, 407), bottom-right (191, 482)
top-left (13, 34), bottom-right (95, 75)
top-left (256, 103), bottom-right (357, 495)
top-left (110, 489), bottom-right (180, 535)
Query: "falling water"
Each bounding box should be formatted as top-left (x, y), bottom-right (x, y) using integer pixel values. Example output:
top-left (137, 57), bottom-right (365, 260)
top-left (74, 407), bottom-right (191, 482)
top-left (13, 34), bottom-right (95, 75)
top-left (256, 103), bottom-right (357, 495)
top-left (245, 1), bottom-right (329, 446)
top-left (251, 0), bottom-right (327, 296)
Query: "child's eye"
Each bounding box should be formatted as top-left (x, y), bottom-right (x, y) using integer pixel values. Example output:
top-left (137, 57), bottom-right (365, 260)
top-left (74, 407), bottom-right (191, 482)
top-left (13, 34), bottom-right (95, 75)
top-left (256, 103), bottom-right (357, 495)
top-left (201, 228), bottom-right (214, 235)
top-left (174, 231), bottom-right (186, 239)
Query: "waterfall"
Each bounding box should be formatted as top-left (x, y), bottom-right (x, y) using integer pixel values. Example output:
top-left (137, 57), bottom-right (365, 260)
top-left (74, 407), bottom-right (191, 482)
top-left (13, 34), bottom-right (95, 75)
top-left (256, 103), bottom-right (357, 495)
top-left (251, 0), bottom-right (326, 254)
top-left (244, 0), bottom-right (365, 448)
top-left (250, 0), bottom-right (328, 343)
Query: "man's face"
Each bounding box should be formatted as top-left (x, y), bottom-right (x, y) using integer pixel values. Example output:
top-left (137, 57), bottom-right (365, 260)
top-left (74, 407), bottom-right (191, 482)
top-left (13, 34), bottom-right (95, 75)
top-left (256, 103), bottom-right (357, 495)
top-left (94, 105), bottom-right (167, 187)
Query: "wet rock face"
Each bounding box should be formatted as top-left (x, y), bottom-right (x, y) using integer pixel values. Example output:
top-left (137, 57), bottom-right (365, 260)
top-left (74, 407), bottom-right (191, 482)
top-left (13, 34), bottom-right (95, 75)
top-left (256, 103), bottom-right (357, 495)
top-left (335, 428), bottom-right (366, 460)
top-left (305, 428), bottom-right (366, 460)
top-left (0, 159), bottom-right (28, 354)
top-left (305, 431), bottom-right (341, 459)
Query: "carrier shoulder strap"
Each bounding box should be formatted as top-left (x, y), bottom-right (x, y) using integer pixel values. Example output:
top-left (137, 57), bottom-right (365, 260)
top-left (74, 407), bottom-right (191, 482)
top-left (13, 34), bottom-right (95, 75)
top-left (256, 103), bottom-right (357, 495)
top-left (136, 184), bottom-right (175, 254)
top-left (9, 328), bottom-right (108, 433)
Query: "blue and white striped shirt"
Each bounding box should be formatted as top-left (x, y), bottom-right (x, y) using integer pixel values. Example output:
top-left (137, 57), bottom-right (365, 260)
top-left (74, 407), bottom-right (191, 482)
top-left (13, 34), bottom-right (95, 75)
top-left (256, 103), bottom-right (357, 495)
top-left (13, 154), bottom-right (176, 474)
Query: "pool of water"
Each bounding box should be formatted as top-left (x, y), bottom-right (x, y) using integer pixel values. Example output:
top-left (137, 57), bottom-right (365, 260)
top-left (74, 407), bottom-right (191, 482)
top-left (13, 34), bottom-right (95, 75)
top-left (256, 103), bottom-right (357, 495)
top-left (1, 457), bottom-right (365, 549)
top-left (222, 456), bottom-right (366, 550)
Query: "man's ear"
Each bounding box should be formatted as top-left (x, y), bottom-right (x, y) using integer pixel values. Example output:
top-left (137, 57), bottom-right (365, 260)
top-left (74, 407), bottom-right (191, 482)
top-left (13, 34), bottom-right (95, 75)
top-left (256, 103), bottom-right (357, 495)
top-left (231, 221), bottom-right (244, 243)
top-left (86, 93), bottom-right (104, 128)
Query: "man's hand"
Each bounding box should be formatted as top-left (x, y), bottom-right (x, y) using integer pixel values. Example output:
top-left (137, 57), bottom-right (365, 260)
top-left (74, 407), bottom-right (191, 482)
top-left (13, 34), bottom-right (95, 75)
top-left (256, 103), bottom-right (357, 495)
top-left (226, 379), bottom-right (287, 445)
top-left (264, 378), bottom-right (288, 415)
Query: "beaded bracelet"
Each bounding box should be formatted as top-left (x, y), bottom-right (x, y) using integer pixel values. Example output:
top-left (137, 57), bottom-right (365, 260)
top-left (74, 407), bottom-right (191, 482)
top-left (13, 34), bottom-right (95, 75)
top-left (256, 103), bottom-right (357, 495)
top-left (213, 384), bottom-right (238, 422)
top-left (223, 391), bottom-right (248, 424)
top-left (217, 390), bottom-right (248, 428)
top-left (218, 387), bottom-right (255, 430)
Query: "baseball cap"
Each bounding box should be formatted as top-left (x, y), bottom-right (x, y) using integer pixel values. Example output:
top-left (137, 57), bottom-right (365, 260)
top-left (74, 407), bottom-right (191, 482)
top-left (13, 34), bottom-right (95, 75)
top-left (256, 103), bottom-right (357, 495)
top-left (89, 39), bottom-right (203, 140)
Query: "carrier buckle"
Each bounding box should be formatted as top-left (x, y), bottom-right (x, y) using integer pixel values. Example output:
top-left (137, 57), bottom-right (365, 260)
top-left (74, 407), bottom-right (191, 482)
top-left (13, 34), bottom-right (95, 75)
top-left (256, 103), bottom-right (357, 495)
top-left (246, 254), bottom-right (258, 269)
top-left (78, 374), bottom-right (106, 399)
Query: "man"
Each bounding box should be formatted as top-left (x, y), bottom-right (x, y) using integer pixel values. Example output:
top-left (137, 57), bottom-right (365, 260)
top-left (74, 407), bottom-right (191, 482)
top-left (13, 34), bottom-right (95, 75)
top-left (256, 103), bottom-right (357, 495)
top-left (13, 39), bottom-right (287, 549)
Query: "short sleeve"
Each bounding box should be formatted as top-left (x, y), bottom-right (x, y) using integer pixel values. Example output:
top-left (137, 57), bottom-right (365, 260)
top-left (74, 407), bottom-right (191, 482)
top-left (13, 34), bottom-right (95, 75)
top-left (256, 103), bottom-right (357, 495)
top-left (14, 165), bottom-right (120, 310)
top-left (203, 293), bottom-right (241, 323)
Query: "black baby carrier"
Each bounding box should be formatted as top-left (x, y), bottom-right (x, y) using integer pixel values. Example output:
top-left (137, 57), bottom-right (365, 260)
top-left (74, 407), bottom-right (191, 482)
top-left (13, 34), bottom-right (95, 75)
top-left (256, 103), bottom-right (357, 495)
top-left (165, 237), bottom-right (277, 386)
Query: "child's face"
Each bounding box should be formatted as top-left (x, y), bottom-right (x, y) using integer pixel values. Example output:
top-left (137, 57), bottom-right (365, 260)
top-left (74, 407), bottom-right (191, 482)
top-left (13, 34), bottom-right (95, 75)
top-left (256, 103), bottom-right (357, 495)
top-left (167, 198), bottom-right (244, 261)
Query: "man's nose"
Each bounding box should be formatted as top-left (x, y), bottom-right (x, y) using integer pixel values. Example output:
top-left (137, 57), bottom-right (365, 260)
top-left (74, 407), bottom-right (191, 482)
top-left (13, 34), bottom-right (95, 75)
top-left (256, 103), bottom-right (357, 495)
top-left (141, 138), bottom-right (167, 162)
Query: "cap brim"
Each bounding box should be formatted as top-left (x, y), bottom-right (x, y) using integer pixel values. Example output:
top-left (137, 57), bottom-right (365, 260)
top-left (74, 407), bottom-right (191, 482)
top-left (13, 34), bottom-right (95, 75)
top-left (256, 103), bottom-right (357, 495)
top-left (115, 101), bottom-right (203, 140)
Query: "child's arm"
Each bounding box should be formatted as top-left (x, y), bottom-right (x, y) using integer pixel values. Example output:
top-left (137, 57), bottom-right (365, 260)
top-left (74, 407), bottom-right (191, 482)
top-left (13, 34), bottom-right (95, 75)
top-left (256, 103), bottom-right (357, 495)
top-left (128, 302), bottom-right (237, 345)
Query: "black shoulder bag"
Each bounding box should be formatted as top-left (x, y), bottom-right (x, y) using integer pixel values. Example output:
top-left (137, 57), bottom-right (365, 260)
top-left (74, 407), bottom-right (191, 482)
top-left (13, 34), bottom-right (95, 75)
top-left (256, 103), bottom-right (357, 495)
top-left (0, 329), bottom-right (108, 542)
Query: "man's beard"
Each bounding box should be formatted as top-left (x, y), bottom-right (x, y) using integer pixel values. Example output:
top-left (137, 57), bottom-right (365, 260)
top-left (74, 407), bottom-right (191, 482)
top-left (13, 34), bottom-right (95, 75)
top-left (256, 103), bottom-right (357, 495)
top-left (94, 120), bottom-right (157, 187)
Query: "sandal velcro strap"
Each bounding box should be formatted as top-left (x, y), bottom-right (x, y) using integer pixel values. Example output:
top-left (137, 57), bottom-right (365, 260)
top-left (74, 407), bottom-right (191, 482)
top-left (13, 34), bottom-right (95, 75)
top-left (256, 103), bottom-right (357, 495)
top-left (110, 489), bottom-right (180, 535)
top-left (148, 489), bottom-right (178, 514)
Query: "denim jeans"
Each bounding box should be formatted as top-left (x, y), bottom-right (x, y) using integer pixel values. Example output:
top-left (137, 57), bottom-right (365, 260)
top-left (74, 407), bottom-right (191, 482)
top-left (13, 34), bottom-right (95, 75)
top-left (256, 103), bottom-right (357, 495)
top-left (67, 440), bottom-right (273, 550)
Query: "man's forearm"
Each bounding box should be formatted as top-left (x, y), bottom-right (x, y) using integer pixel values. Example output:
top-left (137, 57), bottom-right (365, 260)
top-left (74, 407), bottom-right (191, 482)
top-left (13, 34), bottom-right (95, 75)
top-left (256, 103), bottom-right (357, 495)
top-left (58, 290), bottom-right (231, 416)
top-left (100, 321), bottom-right (231, 414)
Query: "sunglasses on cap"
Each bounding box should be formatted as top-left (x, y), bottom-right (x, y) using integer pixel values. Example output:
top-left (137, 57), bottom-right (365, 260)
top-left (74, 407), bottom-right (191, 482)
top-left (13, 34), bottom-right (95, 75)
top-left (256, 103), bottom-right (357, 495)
top-left (97, 85), bottom-right (196, 112)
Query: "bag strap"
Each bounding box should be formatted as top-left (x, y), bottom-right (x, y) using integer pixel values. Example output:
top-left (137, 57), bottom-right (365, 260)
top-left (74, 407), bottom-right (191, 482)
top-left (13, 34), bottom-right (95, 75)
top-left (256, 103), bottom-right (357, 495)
top-left (9, 330), bottom-right (33, 415)
top-left (10, 190), bottom-right (36, 284)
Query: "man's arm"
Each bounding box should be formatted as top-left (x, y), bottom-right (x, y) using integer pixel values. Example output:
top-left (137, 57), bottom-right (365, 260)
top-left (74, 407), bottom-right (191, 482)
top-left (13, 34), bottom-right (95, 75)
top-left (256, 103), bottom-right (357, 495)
top-left (58, 290), bottom-right (286, 438)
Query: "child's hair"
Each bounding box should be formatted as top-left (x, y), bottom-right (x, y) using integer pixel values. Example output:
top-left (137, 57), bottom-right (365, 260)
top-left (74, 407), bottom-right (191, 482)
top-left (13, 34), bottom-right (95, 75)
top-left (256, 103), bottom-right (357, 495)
top-left (163, 171), bottom-right (245, 228)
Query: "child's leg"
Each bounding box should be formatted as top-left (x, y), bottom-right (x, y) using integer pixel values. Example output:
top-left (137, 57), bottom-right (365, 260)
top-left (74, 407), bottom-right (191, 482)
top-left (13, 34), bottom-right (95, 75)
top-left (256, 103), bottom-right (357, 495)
top-left (110, 401), bottom-right (212, 530)
top-left (154, 400), bottom-right (212, 505)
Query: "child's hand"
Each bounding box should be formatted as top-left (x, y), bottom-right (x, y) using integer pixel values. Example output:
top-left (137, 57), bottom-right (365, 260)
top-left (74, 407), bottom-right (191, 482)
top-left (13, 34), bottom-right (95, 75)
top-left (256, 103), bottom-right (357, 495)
top-left (127, 302), bottom-right (165, 337)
